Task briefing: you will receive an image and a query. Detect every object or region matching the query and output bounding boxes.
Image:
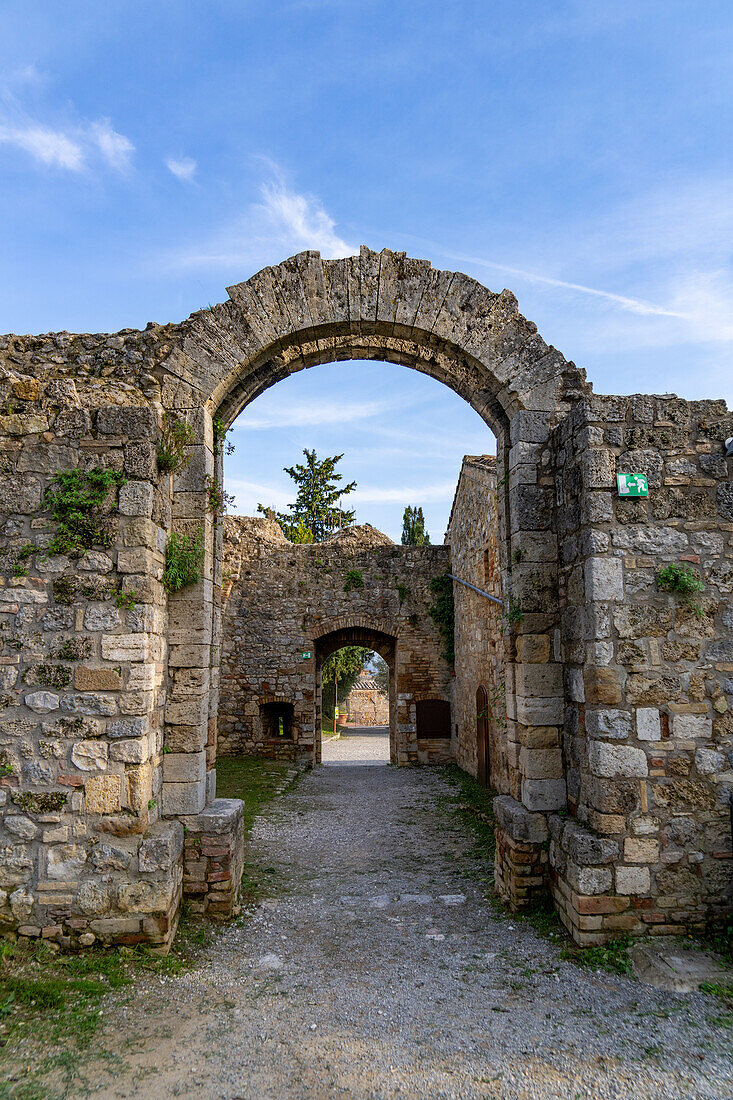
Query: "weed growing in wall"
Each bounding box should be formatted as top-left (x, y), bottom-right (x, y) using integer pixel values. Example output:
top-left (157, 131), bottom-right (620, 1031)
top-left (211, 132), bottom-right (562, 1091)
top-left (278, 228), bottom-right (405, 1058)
top-left (656, 562), bottom-right (706, 619)
top-left (343, 570), bottom-right (364, 593)
top-left (503, 597), bottom-right (524, 628)
top-left (44, 467), bottom-right (125, 555)
top-left (212, 416), bottom-right (236, 456)
top-left (428, 572), bottom-right (455, 665)
top-left (163, 530), bottom-right (205, 593)
top-left (157, 412), bottom-right (195, 474)
top-left (204, 475), bottom-right (234, 522)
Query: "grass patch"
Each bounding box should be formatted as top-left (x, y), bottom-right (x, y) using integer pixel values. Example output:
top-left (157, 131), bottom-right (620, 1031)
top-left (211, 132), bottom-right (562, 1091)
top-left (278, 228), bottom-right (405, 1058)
top-left (320, 717), bottom-right (335, 736)
top-left (0, 920), bottom-right (212, 1093)
top-left (561, 937), bottom-right (634, 975)
top-left (440, 764), bottom-right (497, 868)
top-left (214, 756), bottom-right (294, 835)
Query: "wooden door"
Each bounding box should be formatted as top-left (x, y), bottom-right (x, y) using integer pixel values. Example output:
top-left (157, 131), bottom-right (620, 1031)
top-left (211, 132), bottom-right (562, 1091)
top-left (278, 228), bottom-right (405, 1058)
top-left (476, 686), bottom-right (490, 787)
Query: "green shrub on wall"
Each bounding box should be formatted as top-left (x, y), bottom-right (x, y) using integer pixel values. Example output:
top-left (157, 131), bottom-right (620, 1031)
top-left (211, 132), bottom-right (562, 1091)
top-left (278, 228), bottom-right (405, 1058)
top-left (163, 530), bottom-right (205, 594)
top-left (44, 467), bottom-right (125, 555)
top-left (428, 572), bottom-right (455, 665)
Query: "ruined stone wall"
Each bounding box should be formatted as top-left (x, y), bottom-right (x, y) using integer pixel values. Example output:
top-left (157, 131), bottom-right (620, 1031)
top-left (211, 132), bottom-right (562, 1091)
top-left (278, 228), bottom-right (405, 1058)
top-left (445, 457), bottom-right (507, 790)
top-left (219, 517), bottom-right (452, 764)
top-left (550, 394), bottom-right (732, 942)
top-left (0, 359), bottom-right (188, 949)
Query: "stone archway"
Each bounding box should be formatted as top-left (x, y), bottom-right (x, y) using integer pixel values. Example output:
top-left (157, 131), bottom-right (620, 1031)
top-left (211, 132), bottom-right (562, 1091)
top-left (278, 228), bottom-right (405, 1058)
top-left (315, 625), bottom-right (396, 764)
top-left (164, 246), bottom-right (586, 833)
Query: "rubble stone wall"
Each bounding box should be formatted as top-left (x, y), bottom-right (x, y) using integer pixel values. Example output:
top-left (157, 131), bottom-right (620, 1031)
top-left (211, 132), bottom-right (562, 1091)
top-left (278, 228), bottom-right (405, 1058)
top-left (0, 247), bottom-right (729, 948)
top-left (219, 517), bottom-right (452, 764)
top-left (549, 394), bottom-right (732, 942)
top-left (446, 457), bottom-right (507, 789)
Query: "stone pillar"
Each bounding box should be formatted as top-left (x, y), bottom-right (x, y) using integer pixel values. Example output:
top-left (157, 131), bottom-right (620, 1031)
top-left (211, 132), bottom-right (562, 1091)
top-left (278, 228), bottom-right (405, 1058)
top-left (163, 410), bottom-right (215, 817)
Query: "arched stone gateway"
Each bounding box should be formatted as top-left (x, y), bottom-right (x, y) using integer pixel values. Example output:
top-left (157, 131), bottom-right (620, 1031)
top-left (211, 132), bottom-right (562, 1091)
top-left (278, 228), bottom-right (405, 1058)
top-left (0, 247), bottom-right (730, 952)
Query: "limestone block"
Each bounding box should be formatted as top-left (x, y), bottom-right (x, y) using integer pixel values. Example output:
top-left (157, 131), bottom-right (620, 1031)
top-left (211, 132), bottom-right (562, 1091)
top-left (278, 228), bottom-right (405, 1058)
top-left (79, 551), bottom-right (114, 573)
top-left (74, 666), bottom-right (122, 691)
top-left (9, 888), bottom-right (34, 922)
top-left (519, 746), bottom-right (563, 780)
top-left (91, 844), bottom-right (132, 871)
top-left (118, 481), bottom-right (154, 517)
top-left (520, 778), bottom-right (566, 812)
top-left (585, 557), bottom-right (623, 602)
top-left (46, 843), bottom-right (87, 880)
top-left (0, 849), bottom-right (34, 888)
top-left (568, 668), bottom-right (585, 703)
top-left (110, 737), bottom-right (150, 764)
top-left (588, 742), bottom-right (648, 778)
top-left (584, 668), bottom-right (622, 706)
top-left (24, 691), bottom-right (59, 713)
top-left (583, 449), bottom-right (615, 489)
top-left (127, 664), bottom-right (157, 691)
top-left (139, 821), bottom-right (184, 872)
top-left (162, 777), bottom-right (206, 816)
top-left (516, 663), bottom-right (563, 697)
top-left (163, 750), bottom-right (206, 784)
top-left (566, 863), bottom-right (613, 895)
top-left (563, 823), bottom-right (619, 866)
top-left (101, 634), bottom-right (149, 662)
top-left (181, 797), bottom-right (244, 836)
top-left (84, 605), bottom-right (122, 632)
top-left (71, 741), bottom-right (108, 771)
top-left (126, 762), bottom-right (153, 813)
top-left (206, 768), bottom-right (216, 804)
top-left (611, 527), bottom-right (689, 555)
top-left (107, 716), bottom-right (148, 739)
top-left (124, 441), bottom-right (157, 480)
top-left (4, 817), bottom-right (37, 841)
top-left (672, 714), bottom-right (712, 739)
top-left (515, 696), bottom-right (564, 725)
top-left (165, 696), bottom-right (208, 726)
top-left (636, 708), bottom-right (661, 741)
top-left (61, 693), bottom-right (117, 716)
top-left (164, 723), bottom-right (207, 753)
top-left (0, 474), bottom-right (42, 514)
top-left (585, 709), bottom-right (631, 740)
top-left (493, 795), bottom-right (548, 842)
top-left (516, 634), bottom-right (551, 663)
top-left (615, 864), bottom-right (650, 895)
top-left (96, 406), bottom-right (157, 438)
top-left (624, 837), bottom-right (659, 863)
top-left (695, 747), bottom-right (726, 775)
top-left (85, 775), bottom-right (121, 814)
top-left (117, 878), bottom-right (175, 914)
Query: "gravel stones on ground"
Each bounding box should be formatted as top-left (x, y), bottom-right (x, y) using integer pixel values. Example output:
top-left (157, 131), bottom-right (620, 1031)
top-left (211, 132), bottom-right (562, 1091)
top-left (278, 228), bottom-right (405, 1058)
top-left (76, 764), bottom-right (732, 1099)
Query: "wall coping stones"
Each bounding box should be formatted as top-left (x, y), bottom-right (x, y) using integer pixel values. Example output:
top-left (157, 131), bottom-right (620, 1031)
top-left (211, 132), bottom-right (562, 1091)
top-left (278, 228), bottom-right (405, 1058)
top-left (180, 798), bottom-right (244, 835)
top-left (493, 795), bottom-right (549, 843)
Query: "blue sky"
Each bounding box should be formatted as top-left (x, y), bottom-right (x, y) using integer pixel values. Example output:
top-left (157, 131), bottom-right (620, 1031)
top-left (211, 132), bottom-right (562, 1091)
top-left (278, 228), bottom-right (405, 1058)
top-left (1, 1), bottom-right (731, 539)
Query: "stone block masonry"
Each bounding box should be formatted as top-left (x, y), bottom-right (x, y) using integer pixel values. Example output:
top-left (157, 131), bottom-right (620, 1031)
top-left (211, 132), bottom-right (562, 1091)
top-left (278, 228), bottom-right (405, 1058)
top-left (218, 517), bottom-right (452, 765)
top-left (0, 247), bottom-right (730, 949)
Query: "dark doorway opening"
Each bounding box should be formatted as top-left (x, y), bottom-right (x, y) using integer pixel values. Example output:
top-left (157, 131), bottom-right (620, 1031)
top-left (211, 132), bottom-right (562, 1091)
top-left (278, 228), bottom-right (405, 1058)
top-left (415, 698), bottom-right (451, 739)
top-left (476, 686), bottom-right (490, 788)
top-left (260, 701), bottom-right (294, 741)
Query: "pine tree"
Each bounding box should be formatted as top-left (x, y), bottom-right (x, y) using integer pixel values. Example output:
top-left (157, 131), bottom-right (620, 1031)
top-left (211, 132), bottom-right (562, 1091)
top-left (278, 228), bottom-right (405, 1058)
top-left (258, 449), bottom-right (357, 542)
top-left (401, 505), bottom-right (430, 545)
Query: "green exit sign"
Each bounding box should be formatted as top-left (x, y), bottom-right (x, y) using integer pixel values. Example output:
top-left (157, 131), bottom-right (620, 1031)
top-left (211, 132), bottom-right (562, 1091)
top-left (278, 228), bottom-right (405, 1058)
top-left (617, 473), bottom-right (648, 498)
top-left (301, 651), bottom-right (311, 660)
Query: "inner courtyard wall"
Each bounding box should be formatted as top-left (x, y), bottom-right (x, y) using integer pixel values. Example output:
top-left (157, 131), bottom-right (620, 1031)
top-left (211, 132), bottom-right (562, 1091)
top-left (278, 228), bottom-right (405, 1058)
top-left (446, 456), bottom-right (508, 792)
top-left (219, 517), bottom-right (452, 764)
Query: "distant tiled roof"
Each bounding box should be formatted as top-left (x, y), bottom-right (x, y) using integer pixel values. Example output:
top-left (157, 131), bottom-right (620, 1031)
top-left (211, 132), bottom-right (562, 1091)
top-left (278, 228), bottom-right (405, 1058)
top-left (351, 678), bottom-right (387, 692)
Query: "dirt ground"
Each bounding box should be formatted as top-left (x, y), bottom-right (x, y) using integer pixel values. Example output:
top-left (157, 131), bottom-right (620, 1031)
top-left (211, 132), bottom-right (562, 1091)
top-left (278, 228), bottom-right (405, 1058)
top-left (14, 762), bottom-right (733, 1099)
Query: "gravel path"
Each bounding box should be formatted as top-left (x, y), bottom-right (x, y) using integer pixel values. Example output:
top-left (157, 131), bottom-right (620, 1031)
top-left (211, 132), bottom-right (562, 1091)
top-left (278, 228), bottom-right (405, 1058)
top-left (81, 765), bottom-right (731, 1100)
top-left (322, 725), bottom-right (391, 764)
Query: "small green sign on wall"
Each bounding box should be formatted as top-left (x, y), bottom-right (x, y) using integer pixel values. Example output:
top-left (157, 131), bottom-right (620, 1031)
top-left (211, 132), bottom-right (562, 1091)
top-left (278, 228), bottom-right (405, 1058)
top-left (617, 473), bottom-right (649, 498)
top-left (301, 651), bottom-right (311, 660)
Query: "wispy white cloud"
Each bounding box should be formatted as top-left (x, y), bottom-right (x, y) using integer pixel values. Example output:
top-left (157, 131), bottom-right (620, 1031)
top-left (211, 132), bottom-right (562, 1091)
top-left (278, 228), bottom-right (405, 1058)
top-left (225, 477), bottom-right (293, 512)
top-left (0, 91), bottom-right (133, 174)
top-left (0, 123), bottom-right (84, 169)
top-left (167, 171), bottom-right (356, 270)
top-left (88, 119), bottom-right (134, 171)
top-left (166, 155), bottom-right (197, 182)
top-left (235, 396), bottom-right (391, 430)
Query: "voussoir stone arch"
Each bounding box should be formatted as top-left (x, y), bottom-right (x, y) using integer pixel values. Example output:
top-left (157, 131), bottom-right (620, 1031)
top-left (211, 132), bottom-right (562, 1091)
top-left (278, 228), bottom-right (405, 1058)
top-left (165, 245), bottom-right (590, 432)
